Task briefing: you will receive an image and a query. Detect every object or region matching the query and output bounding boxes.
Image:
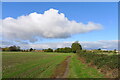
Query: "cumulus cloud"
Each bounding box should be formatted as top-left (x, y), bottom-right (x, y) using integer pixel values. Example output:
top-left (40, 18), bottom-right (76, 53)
top-left (2, 8), bottom-right (102, 42)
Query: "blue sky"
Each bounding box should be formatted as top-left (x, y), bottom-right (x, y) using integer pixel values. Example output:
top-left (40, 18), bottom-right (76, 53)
top-left (1, 2), bottom-right (118, 49)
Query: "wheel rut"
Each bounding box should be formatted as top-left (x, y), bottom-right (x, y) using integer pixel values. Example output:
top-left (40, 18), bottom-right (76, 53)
top-left (51, 56), bottom-right (71, 78)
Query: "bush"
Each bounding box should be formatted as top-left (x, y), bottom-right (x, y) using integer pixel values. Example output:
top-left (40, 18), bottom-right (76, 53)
top-left (2, 45), bottom-right (21, 51)
top-left (55, 47), bottom-right (72, 53)
top-left (77, 50), bottom-right (119, 70)
top-left (43, 48), bottom-right (53, 52)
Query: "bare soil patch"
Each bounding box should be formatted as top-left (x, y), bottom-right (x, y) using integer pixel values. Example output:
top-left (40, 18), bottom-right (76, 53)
top-left (51, 56), bottom-right (71, 78)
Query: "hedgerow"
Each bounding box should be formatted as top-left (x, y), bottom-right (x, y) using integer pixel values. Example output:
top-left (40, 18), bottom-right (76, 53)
top-left (77, 50), bottom-right (119, 70)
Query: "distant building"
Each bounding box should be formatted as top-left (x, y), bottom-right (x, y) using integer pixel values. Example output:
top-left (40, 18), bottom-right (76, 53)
top-left (34, 50), bottom-right (44, 52)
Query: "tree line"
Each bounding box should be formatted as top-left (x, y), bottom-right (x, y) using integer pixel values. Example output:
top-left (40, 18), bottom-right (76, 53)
top-left (41, 41), bottom-right (82, 53)
top-left (1, 41), bottom-right (82, 53)
top-left (2, 45), bottom-right (21, 51)
top-left (1, 41), bottom-right (117, 53)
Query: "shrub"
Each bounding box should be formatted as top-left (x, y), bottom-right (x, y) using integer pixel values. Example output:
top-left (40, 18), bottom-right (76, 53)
top-left (43, 48), bottom-right (53, 52)
top-left (55, 47), bottom-right (72, 53)
top-left (77, 50), bottom-right (119, 70)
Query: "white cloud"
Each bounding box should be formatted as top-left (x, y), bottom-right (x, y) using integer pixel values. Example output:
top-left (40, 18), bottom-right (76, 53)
top-left (2, 40), bottom-right (117, 50)
top-left (35, 40), bottom-right (118, 50)
top-left (80, 40), bottom-right (118, 50)
top-left (2, 8), bottom-right (102, 42)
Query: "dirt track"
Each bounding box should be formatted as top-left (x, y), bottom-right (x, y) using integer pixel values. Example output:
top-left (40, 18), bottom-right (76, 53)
top-left (51, 56), bottom-right (71, 78)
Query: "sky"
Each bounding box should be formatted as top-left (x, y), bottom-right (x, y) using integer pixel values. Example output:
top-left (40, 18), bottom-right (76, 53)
top-left (1, 2), bottom-right (118, 50)
top-left (1, 0), bottom-right (119, 2)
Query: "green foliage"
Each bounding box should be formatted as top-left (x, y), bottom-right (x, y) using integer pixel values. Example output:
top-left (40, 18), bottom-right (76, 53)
top-left (77, 51), bottom-right (119, 70)
top-left (43, 48), bottom-right (53, 52)
top-left (30, 48), bottom-right (33, 52)
top-left (2, 45), bottom-right (21, 51)
top-left (55, 47), bottom-right (72, 53)
top-left (71, 41), bottom-right (82, 53)
top-left (97, 48), bottom-right (101, 50)
top-left (9, 45), bottom-right (21, 51)
top-left (2, 47), bottom-right (10, 51)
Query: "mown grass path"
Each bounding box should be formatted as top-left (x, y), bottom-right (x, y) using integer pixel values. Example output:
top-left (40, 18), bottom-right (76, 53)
top-left (2, 52), bottom-right (104, 78)
top-left (68, 54), bottom-right (104, 78)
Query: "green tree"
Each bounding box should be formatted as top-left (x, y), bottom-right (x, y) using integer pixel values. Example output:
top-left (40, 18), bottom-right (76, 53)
top-left (71, 41), bottom-right (82, 53)
top-left (114, 49), bottom-right (117, 54)
top-left (55, 47), bottom-right (72, 53)
top-left (9, 45), bottom-right (21, 51)
top-left (64, 47), bottom-right (72, 53)
top-left (98, 48), bottom-right (101, 50)
top-left (2, 47), bottom-right (9, 51)
top-left (30, 48), bottom-right (33, 52)
top-left (43, 48), bottom-right (53, 52)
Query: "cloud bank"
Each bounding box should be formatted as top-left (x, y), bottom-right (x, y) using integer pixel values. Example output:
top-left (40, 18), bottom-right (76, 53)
top-left (1, 40), bottom-right (118, 50)
top-left (2, 8), bottom-right (102, 42)
top-left (30, 40), bottom-right (118, 50)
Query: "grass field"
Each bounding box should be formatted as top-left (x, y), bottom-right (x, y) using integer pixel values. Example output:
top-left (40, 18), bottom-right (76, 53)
top-left (2, 52), bottom-right (104, 78)
top-left (68, 55), bottom-right (104, 78)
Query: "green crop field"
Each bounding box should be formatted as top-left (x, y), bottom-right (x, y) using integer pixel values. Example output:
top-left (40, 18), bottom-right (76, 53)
top-left (2, 52), bottom-right (104, 78)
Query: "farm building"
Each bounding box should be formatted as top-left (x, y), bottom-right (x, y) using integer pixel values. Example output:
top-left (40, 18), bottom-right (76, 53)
top-left (34, 50), bottom-right (44, 52)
